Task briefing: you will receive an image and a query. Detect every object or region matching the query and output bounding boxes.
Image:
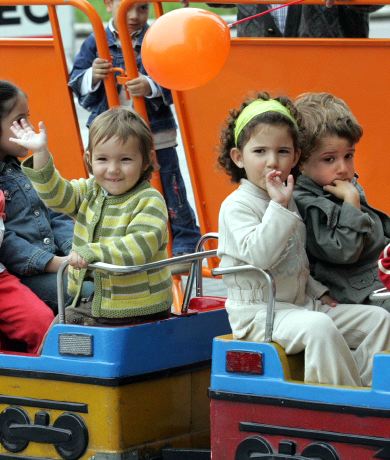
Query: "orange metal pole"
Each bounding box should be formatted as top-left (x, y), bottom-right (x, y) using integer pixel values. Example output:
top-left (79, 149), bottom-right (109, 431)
top-left (0, 0), bottom-right (120, 108)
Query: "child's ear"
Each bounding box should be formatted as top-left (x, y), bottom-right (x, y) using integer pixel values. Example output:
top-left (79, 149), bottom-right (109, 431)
top-left (230, 147), bottom-right (244, 168)
top-left (292, 148), bottom-right (301, 168)
top-left (147, 150), bottom-right (157, 171)
top-left (84, 151), bottom-right (92, 173)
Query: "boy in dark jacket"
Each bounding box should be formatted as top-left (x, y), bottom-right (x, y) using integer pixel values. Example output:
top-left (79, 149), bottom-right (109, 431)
top-left (294, 92), bottom-right (390, 311)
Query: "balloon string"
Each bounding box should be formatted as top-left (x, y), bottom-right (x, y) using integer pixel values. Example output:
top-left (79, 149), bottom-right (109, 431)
top-left (228, 0), bottom-right (305, 28)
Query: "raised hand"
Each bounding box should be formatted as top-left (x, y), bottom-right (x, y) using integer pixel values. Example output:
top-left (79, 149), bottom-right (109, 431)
top-left (9, 119), bottom-right (48, 153)
top-left (265, 169), bottom-right (294, 208)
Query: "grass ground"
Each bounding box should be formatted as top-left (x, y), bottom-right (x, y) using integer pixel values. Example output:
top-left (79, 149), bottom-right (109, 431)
top-left (75, 1), bottom-right (236, 22)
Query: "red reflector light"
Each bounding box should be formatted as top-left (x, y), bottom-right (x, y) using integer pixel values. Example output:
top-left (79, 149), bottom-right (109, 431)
top-left (226, 351), bottom-right (263, 375)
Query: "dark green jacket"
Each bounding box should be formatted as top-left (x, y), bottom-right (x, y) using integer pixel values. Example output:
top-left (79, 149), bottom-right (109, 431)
top-left (294, 175), bottom-right (390, 305)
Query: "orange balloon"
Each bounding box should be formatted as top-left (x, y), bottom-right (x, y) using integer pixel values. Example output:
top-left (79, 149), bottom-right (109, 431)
top-left (142, 8), bottom-right (231, 91)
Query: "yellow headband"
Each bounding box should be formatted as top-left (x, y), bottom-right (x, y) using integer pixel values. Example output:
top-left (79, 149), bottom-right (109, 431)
top-left (234, 99), bottom-right (298, 145)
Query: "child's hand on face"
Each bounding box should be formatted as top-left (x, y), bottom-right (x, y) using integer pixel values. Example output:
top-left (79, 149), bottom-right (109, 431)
top-left (9, 119), bottom-right (48, 154)
top-left (266, 170), bottom-right (294, 208)
top-left (92, 58), bottom-right (112, 86)
top-left (323, 179), bottom-right (360, 209)
top-left (68, 251), bottom-right (89, 270)
top-left (125, 75), bottom-right (152, 97)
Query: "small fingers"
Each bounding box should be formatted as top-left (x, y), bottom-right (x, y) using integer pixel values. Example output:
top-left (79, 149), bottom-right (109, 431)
top-left (69, 252), bottom-right (88, 269)
top-left (285, 174), bottom-right (295, 192)
top-left (20, 118), bottom-right (31, 129)
top-left (38, 121), bottom-right (46, 135)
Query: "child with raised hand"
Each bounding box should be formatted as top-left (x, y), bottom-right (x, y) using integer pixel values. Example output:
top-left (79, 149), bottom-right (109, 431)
top-left (0, 80), bottom-right (75, 312)
top-left (0, 189), bottom-right (54, 352)
top-left (294, 92), bottom-right (390, 311)
top-left (217, 91), bottom-right (390, 386)
top-left (68, 0), bottom-right (201, 260)
top-left (12, 107), bottom-right (172, 325)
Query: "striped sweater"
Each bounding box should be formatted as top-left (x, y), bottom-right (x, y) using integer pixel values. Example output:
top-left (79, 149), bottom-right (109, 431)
top-left (22, 156), bottom-right (172, 318)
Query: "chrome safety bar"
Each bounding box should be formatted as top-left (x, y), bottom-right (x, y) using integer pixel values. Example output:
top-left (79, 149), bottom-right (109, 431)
top-left (57, 248), bottom-right (217, 324)
top-left (211, 265), bottom-right (276, 343)
top-left (369, 287), bottom-right (390, 300)
top-left (182, 232), bottom-right (219, 312)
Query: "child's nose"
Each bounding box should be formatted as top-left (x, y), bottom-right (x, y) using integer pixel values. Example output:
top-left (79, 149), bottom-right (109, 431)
top-left (337, 160), bottom-right (348, 173)
top-left (267, 153), bottom-right (279, 168)
top-left (128, 7), bottom-right (138, 18)
top-left (107, 162), bottom-right (120, 174)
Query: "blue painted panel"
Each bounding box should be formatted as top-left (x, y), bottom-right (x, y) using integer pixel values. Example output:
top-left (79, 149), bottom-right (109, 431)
top-left (0, 309), bottom-right (230, 379)
top-left (211, 337), bottom-right (390, 410)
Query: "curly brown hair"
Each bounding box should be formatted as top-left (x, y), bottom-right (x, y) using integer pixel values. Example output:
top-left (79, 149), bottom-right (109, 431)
top-left (217, 91), bottom-right (301, 183)
top-left (295, 92), bottom-right (363, 166)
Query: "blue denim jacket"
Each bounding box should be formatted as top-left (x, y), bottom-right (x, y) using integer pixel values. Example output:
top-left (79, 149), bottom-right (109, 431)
top-left (68, 24), bottom-right (176, 132)
top-left (0, 157), bottom-right (74, 275)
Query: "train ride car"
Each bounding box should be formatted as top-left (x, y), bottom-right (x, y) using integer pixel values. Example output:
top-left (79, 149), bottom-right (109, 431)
top-left (2, 0), bottom-right (390, 458)
top-left (163, 270), bottom-right (390, 460)
top-left (0, 237), bottom-right (230, 460)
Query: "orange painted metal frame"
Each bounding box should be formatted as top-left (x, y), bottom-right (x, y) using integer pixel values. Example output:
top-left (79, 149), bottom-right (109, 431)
top-left (1, 0), bottom-right (389, 297)
top-left (116, 0), bottom-right (390, 275)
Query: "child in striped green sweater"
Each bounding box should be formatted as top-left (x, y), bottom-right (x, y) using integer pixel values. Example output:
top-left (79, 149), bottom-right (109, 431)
top-left (11, 107), bottom-right (172, 324)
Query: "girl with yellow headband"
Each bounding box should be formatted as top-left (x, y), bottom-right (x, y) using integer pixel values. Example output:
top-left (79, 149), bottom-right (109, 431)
top-left (217, 92), bottom-right (390, 387)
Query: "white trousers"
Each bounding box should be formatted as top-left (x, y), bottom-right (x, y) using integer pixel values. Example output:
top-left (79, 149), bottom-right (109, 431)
top-left (230, 302), bottom-right (390, 386)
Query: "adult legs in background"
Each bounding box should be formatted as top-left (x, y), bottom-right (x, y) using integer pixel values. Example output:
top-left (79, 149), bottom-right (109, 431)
top-left (156, 146), bottom-right (201, 255)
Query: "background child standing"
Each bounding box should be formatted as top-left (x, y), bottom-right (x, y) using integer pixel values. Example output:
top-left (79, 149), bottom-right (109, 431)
top-left (12, 107), bottom-right (172, 325)
top-left (0, 80), bottom-right (74, 312)
top-left (68, 0), bottom-right (200, 259)
top-left (217, 92), bottom-right (390, 386)
top-left (294, 92), bottom-right (390, 311)
top-left (0, 189), bottom-right (54, 352)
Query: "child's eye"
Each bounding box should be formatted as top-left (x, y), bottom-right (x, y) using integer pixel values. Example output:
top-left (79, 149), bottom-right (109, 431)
top-left (139, 4), bottom-right (149, 10)
top-left (323, 157), bottom-right (334, 163)
top-left (279, 149), bottom-right (291, 155)
top-left (345, 153), bottom-right (354, 160)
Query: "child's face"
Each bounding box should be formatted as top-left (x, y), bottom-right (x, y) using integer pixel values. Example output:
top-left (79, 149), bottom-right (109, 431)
top-left (87, 135), bottom-right (147, 196)
top-left (300, 135), bottom-right (356, 187)
top-left (105, 0), bottom-right (149, 35)
top-left (0, 93), bottom-right (30, 160)
top-left (230, 123), bottom-right (299, 191)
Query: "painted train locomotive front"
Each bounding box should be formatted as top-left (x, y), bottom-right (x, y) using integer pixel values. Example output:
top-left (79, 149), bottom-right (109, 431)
top-left (0, 302), bottom-right (230, 460)
top-left (210, 336), bottom-right (390, 460)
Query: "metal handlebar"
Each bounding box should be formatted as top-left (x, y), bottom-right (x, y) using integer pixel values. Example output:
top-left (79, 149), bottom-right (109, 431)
top-left (57, 248), bottom-right (217, 324)
top-left (211, 265), bottom-right (276, 343)
top-left (181, 232), bottom-right (219, 312)
top-left (370, 287), bottom-right (390, 300)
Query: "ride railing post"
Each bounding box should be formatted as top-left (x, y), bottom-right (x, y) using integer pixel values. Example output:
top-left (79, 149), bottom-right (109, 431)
top-left (0, 0), bottom-right (121, 180)
top-left (0, 0), bottom-right (121, 107)
top-left (6, 0), bottom-right (121, 105)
